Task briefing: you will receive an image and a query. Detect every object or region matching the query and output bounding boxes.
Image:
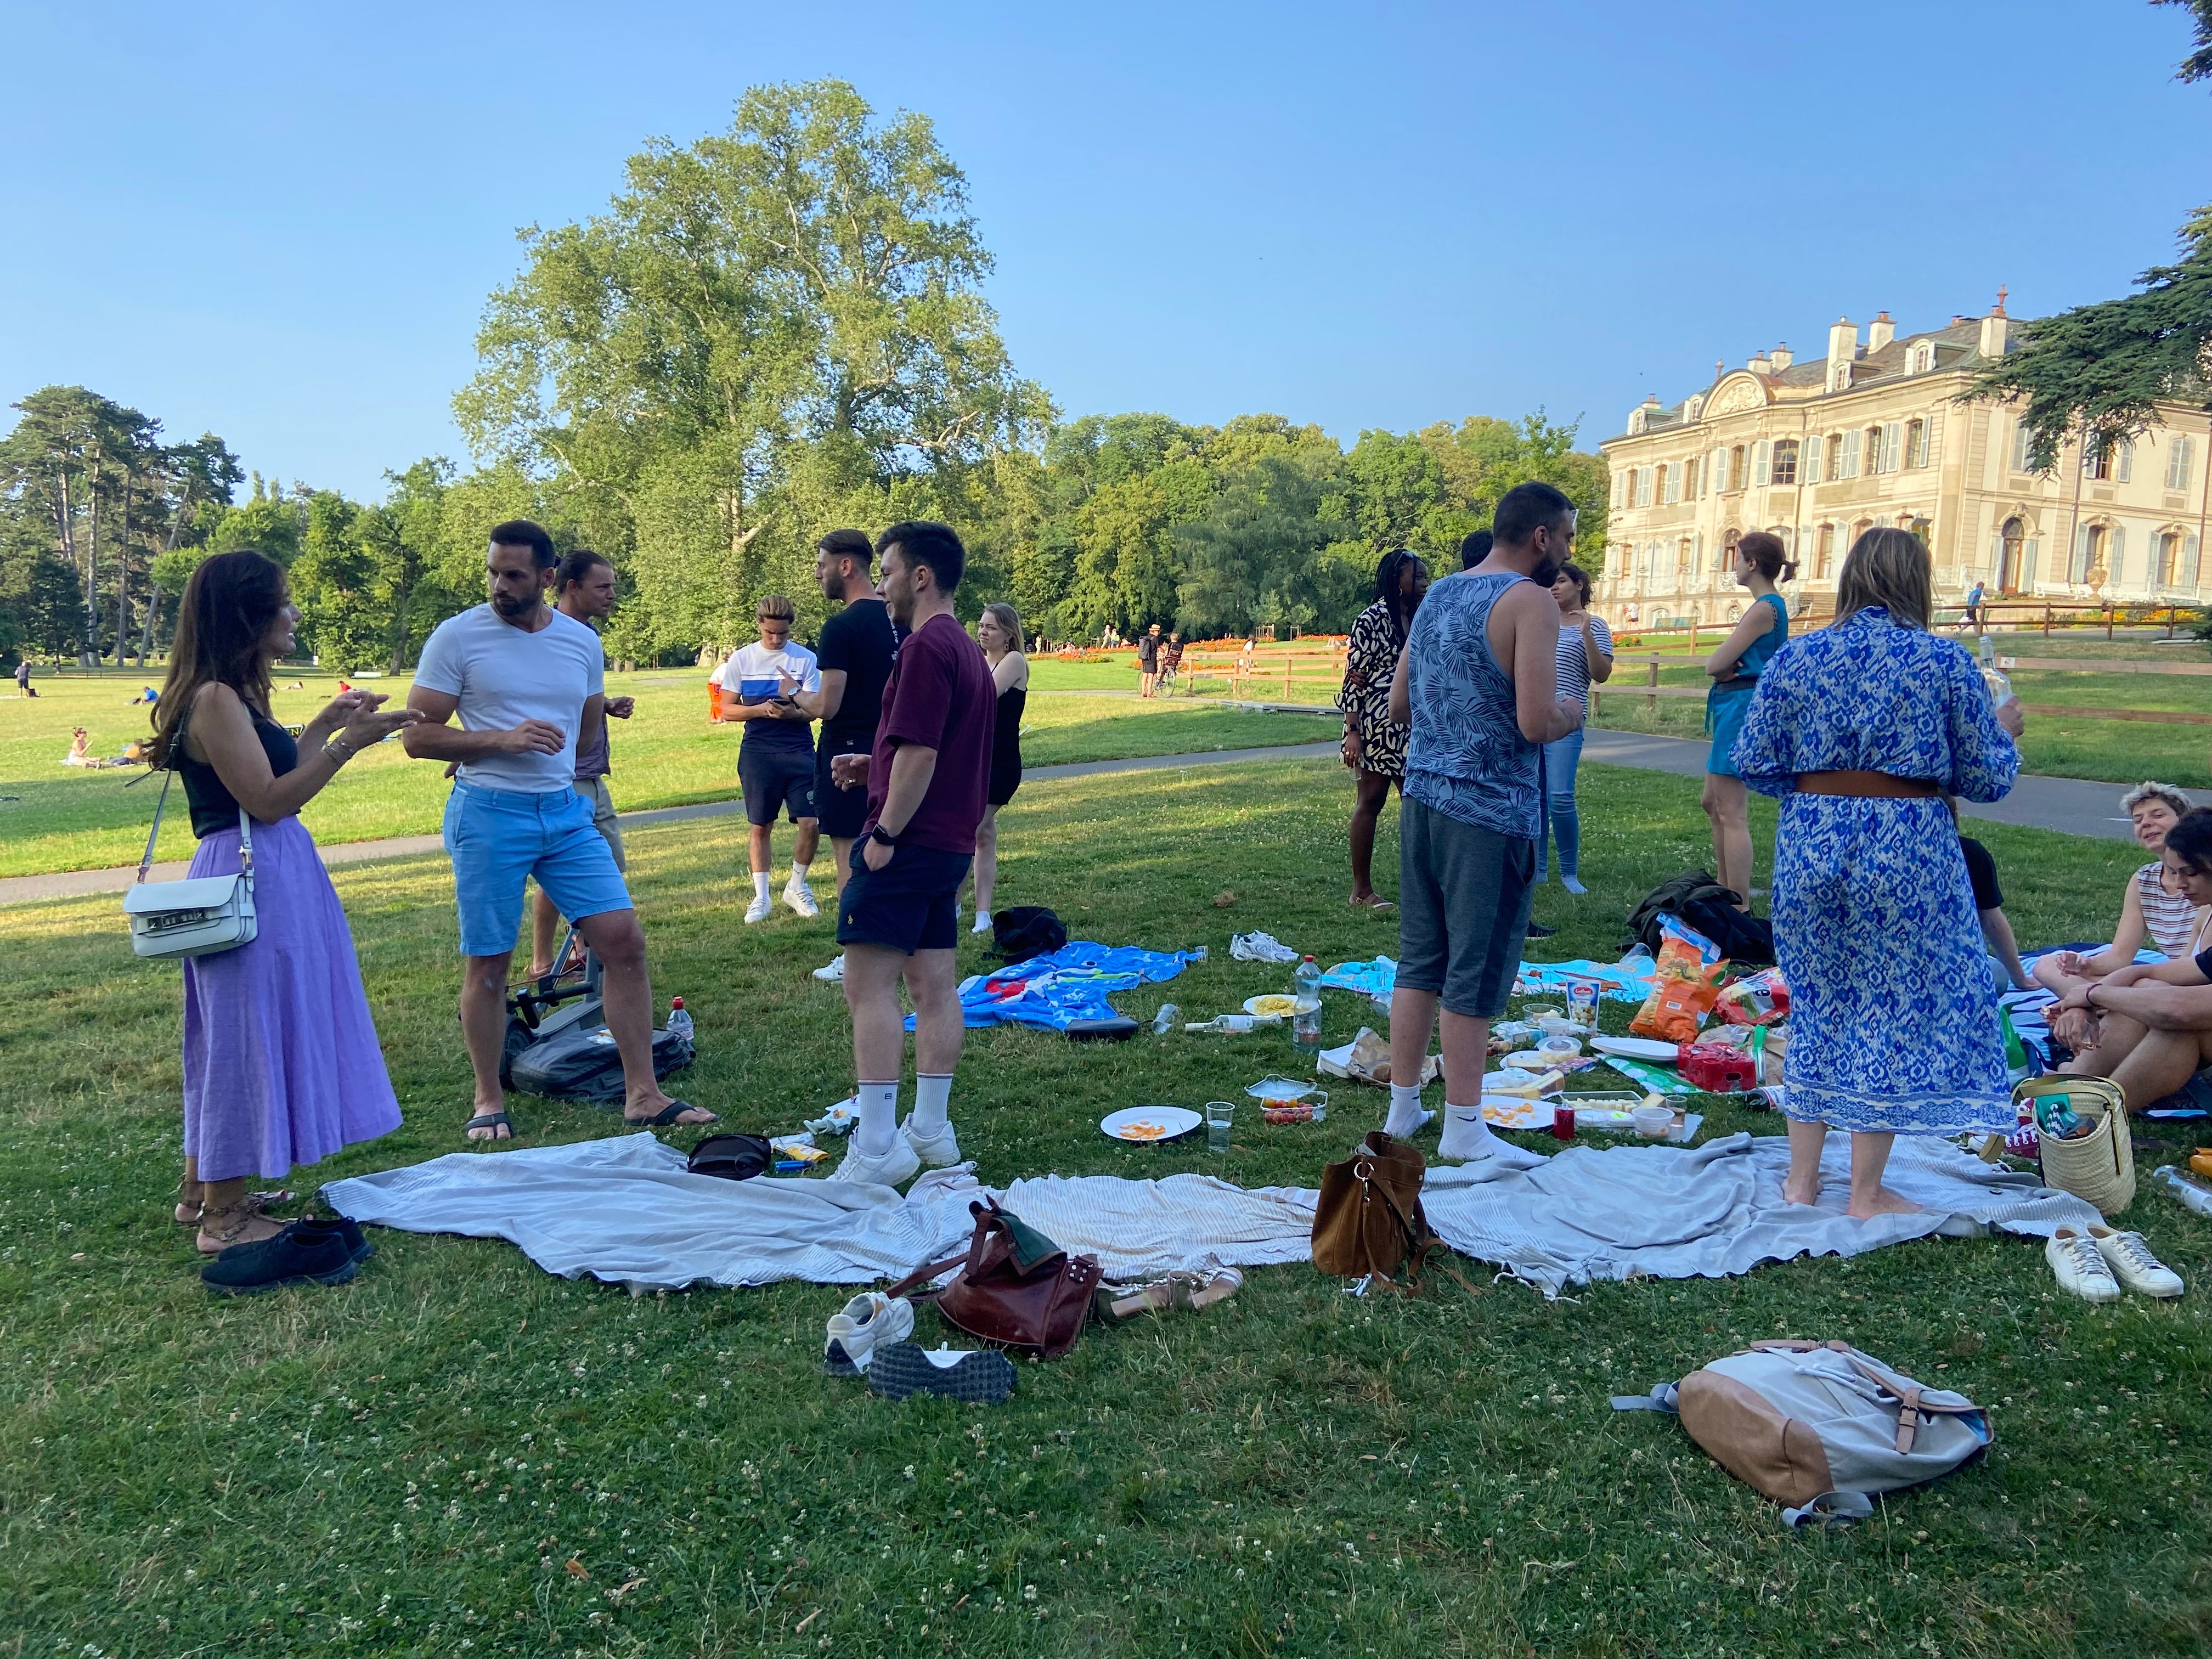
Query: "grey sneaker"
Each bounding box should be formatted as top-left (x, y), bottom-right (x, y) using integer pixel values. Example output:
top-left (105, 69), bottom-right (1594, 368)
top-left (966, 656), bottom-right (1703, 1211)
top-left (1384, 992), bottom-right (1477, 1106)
top-left (825, 1135), bottom-right (920, 1189)
top-left (866, 1344), bottom-right (1016, 1404)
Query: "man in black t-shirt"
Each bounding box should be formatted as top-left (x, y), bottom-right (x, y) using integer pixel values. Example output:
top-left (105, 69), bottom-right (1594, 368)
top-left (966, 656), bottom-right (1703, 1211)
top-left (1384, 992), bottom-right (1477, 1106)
top-left (1957, 832), bottom-right (2032, 991)
top-left (788, 529), bottom-right (900, 982)
top-left (1137, 623), bottom-right (1162, 697)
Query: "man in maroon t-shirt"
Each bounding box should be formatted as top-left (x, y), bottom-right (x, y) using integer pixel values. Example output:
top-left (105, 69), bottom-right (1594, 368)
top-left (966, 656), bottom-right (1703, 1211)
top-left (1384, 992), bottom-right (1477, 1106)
top-left (823, 520), bottom-right (997, 1186)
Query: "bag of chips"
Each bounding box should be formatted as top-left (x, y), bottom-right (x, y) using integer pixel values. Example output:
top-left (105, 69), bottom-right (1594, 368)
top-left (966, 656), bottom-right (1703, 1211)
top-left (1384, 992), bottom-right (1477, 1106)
top-left (1629, 916), bottom-right (1729, 1044)
top-left (1715, 965), bottom-right (1790, 1027)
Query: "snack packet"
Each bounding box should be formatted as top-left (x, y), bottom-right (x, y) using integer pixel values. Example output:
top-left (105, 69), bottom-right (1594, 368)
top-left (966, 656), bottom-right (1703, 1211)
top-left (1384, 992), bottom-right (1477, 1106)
top-left (1628, 916), bottom-right (1728, 1043)
top-left (1714, 964), bottom-right (1790, 1027)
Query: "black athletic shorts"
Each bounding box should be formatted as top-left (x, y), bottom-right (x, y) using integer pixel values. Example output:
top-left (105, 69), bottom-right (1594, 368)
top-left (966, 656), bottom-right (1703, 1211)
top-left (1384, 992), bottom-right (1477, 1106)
top-left (814, 733), bottom-right (872, 839)
top-left (738, 743), bottom-right (816, 827)
top-left (836, 844), bottom-right (971, 955)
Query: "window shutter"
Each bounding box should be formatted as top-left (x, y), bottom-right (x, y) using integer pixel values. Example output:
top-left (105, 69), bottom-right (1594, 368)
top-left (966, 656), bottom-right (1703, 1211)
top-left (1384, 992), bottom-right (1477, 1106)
top-left (1842, 431), bottom-right (1860, 478)
top-left (2109, 525), bottom-right (2126, 581)
top-left (1923, 415), bottom-right (1940, 467)
top-left (2185, 533), bottom-right (2201, 587)
top-left (1752, 441), bottom-right (1770, 486)
top-left (1803, 438), bottom-right (1821, 484)
top-left (1881, 423), bottom-right (1903, 472)
top-left (2011, 422), bottom-right (2030, 472)
top-left (2024, 537), bottom-right (2040, 585)
top-left (2071, 526), bottom-right (2091, 583)
top-left (2117, 442), bottom-right (2132, 484)
top-left (2165, 437), bottom-right (2192, 492)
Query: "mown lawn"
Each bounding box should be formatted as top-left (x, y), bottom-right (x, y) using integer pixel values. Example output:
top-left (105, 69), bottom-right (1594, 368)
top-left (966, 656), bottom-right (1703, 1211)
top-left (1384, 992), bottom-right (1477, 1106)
top-left (2, 757), bottom-right (2207, 1658)
top-left (0, 664), bottom-right (1329, 878)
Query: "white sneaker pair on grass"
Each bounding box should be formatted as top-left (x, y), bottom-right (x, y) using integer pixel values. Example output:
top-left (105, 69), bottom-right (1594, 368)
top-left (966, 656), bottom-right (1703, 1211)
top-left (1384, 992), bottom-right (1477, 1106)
top-left (2045, 1224), bottom-right (2185, 1303)
top-left (744, 872), bottom-right (819, 924)
top-left (825, 1118), bottom-right (961, 1188)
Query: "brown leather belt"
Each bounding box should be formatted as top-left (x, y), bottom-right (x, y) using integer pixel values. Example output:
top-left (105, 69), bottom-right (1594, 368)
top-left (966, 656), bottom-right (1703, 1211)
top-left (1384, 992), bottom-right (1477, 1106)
top-left (1796, 770), bottom-right (1942, 799)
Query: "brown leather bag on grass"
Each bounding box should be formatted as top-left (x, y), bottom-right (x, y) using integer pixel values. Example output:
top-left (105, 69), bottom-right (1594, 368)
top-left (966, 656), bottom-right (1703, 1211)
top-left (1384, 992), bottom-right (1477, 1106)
top-left (1311, 1131), bottom-right (1464, 1293)
top-left (890, 1198), bottom-right (1103, 1359)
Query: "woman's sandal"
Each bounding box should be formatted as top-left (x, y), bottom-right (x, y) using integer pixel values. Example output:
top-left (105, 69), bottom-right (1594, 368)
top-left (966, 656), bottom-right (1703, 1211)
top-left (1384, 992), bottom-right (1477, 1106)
top-left (175, 1187), bottom-right (292, 1227)
top-left (464, 1111), bottom-right (516, 1143)
top-left (1093, 1266), bottom-right (1244, 1324)
top-left (195, 1205), bottom-right (286, 1255)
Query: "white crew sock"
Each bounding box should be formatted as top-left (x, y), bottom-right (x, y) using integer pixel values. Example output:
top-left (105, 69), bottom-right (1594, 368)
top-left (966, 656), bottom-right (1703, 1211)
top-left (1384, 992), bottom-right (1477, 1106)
top-left (856, 1081), bottom-right (900, 1156)
top-left (911, 1074), bottom-right (953, 1136)
top-left (1384, 1082), bottom-right (1431, 1137)
top-left (752, 871), bottom-right (772, 902)
top-left (789, 860), bottom-right (811, 882)
top-left (1437, 1104), bottom-right (1544, 1169)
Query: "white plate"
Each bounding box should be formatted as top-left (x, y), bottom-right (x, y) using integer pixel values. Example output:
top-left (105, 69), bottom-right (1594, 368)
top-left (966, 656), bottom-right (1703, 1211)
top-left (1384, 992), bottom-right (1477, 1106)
top-left (1243, 994), bottom-right (1306, 1018)
top-left (1481, 1096), bottom-right (1555, 1130)
top-left (1503, 1050), bottom-right (1551, 1070)
top-left (1590, 1035), bottom-right (1682, 1063)
top-left (1101, 1106), bottom-right (1204, 1143)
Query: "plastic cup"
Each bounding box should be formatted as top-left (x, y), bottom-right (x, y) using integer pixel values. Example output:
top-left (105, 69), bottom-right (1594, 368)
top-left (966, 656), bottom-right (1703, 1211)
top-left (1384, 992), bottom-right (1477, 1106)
top-left (1205, 1101), bottom-right (1235, 1153)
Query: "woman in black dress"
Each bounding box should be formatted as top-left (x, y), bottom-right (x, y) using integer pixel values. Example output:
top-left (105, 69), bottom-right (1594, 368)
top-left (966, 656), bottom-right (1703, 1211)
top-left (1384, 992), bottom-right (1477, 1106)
top-left (970, 601), bottom-right (1030, 935)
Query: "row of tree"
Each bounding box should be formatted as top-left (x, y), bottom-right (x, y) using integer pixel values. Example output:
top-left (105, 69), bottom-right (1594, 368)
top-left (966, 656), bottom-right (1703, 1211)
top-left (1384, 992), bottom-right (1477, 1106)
top-left (2, 80), bottom-right (1610, 672)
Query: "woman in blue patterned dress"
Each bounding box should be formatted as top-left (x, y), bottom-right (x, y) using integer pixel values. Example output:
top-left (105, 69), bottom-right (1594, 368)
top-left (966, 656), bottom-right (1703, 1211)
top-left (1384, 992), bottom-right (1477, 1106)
top-left (1732, 529), bottom-right (2024, 1217)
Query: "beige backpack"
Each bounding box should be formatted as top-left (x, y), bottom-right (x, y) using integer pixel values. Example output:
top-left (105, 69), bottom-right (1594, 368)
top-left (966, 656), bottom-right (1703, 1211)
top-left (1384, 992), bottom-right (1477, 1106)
top-left (1613, 1340), bottom-right (1993, 1525)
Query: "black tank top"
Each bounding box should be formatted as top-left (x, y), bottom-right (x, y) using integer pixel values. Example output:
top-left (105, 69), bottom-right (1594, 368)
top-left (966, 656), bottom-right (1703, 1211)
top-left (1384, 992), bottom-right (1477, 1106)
top-left (179, 708), bottom-right (298, 838)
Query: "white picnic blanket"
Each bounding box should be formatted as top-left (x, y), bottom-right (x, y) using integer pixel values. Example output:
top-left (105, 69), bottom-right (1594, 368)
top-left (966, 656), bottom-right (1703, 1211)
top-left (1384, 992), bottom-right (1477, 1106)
top-left (321, 1129), bottom-right (2097, 1297)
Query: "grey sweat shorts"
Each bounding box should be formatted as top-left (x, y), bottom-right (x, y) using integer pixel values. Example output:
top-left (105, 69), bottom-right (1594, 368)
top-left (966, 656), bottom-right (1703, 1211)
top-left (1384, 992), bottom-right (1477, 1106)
top-left (1395, 795), bottom-right (1536, 1019)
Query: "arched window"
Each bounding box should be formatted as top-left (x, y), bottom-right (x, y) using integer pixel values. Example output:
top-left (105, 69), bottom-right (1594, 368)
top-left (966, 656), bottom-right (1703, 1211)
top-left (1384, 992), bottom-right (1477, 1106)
top-left (1723, 528), bottom-right (1742, 573)
top-left (1727, 602), bottom-right (1743, 622)
top-left (1864, 426), bottom-right (1886, 474)
top-left (2158, 530), bottom-right (2183, 586)
top-left (1999, 517), bottom-right (2025, 594)
top-left (1728, 445), bottom-right (1747, 490)
top-left (1677, 538), bottom-right (1694, 574)
top-left (1815, 523), bottom-right (1837, 579)
top-left (1770, 439), bottom-right (1799, 485)
top-left (1909, 341), bottom-right (1934, 374)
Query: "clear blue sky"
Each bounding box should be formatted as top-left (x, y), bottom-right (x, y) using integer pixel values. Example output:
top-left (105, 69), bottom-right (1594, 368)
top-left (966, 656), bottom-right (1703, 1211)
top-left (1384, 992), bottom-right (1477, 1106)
top-left (3, 1), bottom-right (2207, 499)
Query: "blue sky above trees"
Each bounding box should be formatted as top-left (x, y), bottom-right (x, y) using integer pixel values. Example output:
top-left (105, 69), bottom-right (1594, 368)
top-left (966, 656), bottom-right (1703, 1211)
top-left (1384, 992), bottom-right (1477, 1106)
top-left (3, 1), bottom-right (2209, 498)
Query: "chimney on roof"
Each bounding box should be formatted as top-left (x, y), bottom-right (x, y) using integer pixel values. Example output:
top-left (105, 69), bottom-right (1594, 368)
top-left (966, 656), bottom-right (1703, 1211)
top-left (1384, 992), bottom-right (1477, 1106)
top-left (1979, 310), bottom-right (2010, 359)
top-left (1748, 349), bottom-right (1773, 375)
top-left (1867, 311), bottom-right (1895, 352)
top-left (1770, 342), bottom-right (1793, 370)
top-left (1950, 314), bottom-right (1966, 326)
top-left (1827, 317), bottom-right (1859, 388)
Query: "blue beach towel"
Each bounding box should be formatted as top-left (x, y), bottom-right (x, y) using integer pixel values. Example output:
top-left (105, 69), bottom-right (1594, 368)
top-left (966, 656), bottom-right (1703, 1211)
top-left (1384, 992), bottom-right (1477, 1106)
top-left (906, 941), bottom-right (1197, 1031)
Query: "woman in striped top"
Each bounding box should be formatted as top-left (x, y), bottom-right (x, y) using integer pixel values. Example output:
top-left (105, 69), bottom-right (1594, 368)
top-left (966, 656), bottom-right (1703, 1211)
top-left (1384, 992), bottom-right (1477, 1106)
top-left (2036, 782), bottom-right (2204, 1024)
top-left (1537, 561), bottom-right (1612, 894)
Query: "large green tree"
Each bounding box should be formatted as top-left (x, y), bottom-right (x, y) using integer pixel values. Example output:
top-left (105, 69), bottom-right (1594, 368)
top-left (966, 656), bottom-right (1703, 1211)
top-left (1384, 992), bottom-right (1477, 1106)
top-left (456, 78), bottom-right (1051, 658)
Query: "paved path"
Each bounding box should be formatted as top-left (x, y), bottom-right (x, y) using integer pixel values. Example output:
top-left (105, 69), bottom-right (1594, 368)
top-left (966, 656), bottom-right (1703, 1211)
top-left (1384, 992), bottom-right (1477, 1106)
top-left (0, 732), bottom-right (2135, 907)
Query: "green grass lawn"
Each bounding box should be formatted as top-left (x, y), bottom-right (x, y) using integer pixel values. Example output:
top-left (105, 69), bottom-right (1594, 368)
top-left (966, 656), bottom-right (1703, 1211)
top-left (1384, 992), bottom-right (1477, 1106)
top-left (2, 758), bottom-right (2207, 1658)
top-left (0, 663), bottom-right (1330, 878)
top-left (1591, 629), bottom-right (2212, 789)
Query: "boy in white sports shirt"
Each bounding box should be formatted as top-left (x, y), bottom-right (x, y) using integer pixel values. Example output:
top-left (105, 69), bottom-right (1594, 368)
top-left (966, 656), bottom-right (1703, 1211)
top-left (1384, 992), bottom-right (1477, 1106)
top-left (714, 594), bottom-right (823, 923)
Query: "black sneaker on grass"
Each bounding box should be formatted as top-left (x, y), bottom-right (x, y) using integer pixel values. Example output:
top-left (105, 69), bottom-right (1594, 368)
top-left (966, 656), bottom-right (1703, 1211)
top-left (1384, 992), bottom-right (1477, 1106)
top-left (866, 1344), bottom-right (1016, 1404)
top-left (1525, 921), bottom-right (1558, 939)
top-left (202, 1222), bottom-right (362, 1295)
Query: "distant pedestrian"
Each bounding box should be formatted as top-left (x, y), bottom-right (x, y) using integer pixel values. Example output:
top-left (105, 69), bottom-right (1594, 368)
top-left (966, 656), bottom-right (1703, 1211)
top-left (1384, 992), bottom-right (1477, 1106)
top-left (154, 549), bottom-right (419, 1256)
top-left (1963, 580), bottom-right (1986, 631)
top-left (715, 594), bottom-right (822, 924)
top-left (1137, 623), bottom-right (1163, 697)
top-left (1383, 483), bottom-right (1584, 1164)
top-left (1538, 561), bottom-right (1612, 894)
top-left (968, 601), bottom-right (1029, 934)
top-left (13, 659), bottom-right (33, 697)
top-left (1338, 549), bottom-right (1430, 910)
top-left (1702, 532), bottom-right (1793, 908)
top-left (1157, 632), bottom-right (1184, 695)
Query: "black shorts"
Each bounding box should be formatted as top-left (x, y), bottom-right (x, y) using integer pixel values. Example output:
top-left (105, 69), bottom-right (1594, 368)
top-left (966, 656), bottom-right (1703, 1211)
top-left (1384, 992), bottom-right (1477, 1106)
top-left (836, 844), bottom-right (972, 955)
top-left (814, 735), bottom-right (872, 839)
top-left (738, 743), bottom-right (816, 826)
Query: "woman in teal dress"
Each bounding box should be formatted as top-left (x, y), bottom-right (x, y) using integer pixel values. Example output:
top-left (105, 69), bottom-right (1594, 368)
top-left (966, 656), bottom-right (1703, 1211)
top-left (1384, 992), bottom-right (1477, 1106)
top-left (1701, 532), bottom-right (1792, 905)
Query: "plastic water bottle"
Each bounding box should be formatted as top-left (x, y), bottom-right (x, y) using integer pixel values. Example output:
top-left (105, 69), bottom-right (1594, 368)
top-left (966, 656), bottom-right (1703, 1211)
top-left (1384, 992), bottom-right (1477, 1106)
top-left (1293, 956), bottom-right (1323, 1052)
top-left (2153, 1165), bottom-right (2212, 1217)
top-left (1979, 635), bottom-right (2013, 708)
top-left (667, 997), bottom-right (693, 1042)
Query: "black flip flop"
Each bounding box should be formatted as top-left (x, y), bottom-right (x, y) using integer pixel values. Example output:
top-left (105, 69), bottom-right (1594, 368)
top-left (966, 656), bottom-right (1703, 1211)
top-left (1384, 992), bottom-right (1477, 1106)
top-left (627, 1101), bottom-right (717, 1128)
top-left (464, 1111), bottom-right (516, 1142)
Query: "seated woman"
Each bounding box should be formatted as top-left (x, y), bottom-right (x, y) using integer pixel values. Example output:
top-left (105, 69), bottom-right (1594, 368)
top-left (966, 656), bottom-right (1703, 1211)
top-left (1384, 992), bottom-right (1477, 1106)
top-left (2056, 808), bottom-right (2212, 1109)
top-left (61, 727), bottom-right (93, 766)
top-left (2035, 783), bottom-right (2201, 1010)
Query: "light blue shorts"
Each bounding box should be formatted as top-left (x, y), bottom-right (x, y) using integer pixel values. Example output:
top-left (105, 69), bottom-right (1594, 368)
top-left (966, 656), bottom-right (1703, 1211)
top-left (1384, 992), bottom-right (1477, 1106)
top-left (442, 780), bottom-right (633, 957)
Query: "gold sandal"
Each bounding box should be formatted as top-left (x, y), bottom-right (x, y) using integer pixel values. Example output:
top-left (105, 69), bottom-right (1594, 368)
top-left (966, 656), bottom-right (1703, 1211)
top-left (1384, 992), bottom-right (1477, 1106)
top-left (1093, 1266), bottom-right (1244, 1323)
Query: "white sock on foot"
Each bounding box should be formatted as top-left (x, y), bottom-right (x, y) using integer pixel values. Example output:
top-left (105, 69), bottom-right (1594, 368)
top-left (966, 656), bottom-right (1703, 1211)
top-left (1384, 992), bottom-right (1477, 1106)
top-left (1384, 1082), bottom-right (1431, 1137)
top-left (972, 909), bottom-right (992, 934)
top-left (856, 1081), bottom-right (900, 1156)
top-left (911, 1074), bottom-right (952, 1136)
top-left (789, 860), bottom-right (811, 882)
top-left (1436, 1105), bottom-right (1545, 1169)
top-left (752, 871), bottom-right (772, 902)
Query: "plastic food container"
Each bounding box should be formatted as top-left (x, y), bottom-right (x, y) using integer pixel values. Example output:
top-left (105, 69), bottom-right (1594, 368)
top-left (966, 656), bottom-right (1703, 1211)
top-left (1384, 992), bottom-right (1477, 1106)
top-left (1633, 1104), bottom-right (1674, 1139)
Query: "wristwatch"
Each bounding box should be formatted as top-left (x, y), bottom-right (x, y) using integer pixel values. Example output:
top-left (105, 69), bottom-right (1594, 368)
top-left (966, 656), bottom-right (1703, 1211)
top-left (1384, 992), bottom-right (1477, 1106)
top-left (869, 824), bottom-right (901, 848)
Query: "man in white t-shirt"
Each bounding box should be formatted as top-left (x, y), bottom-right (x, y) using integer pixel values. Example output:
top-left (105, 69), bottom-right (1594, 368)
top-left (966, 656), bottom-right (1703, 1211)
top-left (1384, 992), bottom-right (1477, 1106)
top-left (712, 594), bottom-right (823, 923)
top-left (405, 520), bottom-right (717, 1143)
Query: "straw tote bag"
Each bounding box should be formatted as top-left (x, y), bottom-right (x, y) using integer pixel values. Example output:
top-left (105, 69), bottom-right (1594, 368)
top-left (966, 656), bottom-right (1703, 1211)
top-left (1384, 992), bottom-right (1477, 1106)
top-left (121, 704), bottom-right (257, 961)
top-left (2016, 1075), bottom-right (2134, 1216)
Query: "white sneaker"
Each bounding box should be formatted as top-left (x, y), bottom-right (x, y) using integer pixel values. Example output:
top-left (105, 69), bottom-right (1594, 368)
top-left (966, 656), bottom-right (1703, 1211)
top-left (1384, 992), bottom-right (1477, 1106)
top-left (744, 891), bottom-right (772, 924)
top-left (901, 1116), bottom-right (961, 1167)
top-left (971, 910), bottom-right (993, 935)
top-left (2046, 1225), bottom-right (2122, 1304)
top-left (823, 1291), bottom-right (915, 1374)
top-left (1435, 1109), bottom-right (1545, 1169)
top-left (825, 1135), bottom-right (921, 1189)
top-left (811, 953), bottom-right (845, 983)
top-left (2090, 1224), bottom-right (2184, 1297)
top-left (783, 873), bottom-right (820, 918)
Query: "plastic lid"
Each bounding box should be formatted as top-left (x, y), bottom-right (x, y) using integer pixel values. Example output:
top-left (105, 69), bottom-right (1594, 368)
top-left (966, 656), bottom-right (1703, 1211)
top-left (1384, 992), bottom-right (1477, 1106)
top-left (1302, 954), bottom-right (1316, 962)
top-left (670, 996), bottom-right (685, 1008)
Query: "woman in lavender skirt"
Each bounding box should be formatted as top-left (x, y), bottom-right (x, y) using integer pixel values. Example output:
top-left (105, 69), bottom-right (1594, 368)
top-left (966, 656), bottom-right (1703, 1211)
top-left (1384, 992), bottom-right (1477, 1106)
top-left (153, 551), bottom-right (420, 1255)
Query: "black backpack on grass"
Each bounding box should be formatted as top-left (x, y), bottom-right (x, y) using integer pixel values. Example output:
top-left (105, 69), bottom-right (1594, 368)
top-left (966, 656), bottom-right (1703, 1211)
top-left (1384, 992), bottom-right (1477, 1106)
top-left (992, 906), bottom-right (1067, 963)
top-left (1624, 871), bottom-right (1776, 968)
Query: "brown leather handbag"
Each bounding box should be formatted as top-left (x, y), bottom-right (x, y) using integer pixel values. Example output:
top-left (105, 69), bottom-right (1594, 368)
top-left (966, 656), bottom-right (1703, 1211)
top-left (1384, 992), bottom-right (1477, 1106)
top-left (1312, 1131), bottom-right (1444, 1291)
top-left (890, 1198), bottom-right (1102, 1359)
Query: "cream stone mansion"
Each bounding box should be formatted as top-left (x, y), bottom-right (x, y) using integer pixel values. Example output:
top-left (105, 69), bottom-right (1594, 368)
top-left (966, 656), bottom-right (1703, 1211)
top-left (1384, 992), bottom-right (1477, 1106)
top-left (1597, 299), bottom-right (2212, 627)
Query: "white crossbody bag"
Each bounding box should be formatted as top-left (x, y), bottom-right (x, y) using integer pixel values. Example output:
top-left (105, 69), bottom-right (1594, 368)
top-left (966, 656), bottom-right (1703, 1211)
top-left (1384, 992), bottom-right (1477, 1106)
top-left (122, 705), bottom-right (258, 960)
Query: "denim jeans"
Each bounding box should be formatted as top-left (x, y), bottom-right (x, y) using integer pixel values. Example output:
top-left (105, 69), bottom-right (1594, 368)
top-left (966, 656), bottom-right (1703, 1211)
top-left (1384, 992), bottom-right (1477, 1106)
top-left (1538, 727), bottom-right (1586, 879)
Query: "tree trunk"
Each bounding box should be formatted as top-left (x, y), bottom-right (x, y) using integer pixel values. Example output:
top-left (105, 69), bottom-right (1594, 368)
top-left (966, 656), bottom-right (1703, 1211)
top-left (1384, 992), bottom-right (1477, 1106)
top-left (114, 473), bottom-right (132, 666)
top-left (82, 461), bottom-right (102, 668)
top-left (140, 498), bottom-right (187, 665)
